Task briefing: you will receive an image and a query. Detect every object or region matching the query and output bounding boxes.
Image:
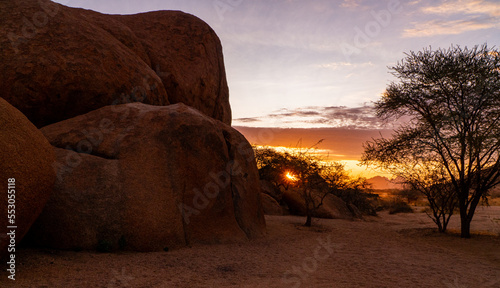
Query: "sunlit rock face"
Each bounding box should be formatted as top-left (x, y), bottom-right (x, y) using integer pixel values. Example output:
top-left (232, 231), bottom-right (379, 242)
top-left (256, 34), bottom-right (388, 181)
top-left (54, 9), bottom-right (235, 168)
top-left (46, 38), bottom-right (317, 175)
top-left (0, 0), bottom-right (231, 127)
top-left (26, 103), bottom-right (264, 251)
top-left (0, 98), bottom-right (56, 259)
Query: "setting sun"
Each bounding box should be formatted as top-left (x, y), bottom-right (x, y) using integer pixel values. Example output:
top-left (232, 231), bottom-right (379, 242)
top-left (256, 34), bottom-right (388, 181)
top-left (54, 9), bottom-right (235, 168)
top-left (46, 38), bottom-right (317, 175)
top-left (285, 172), bottom-right (298, 182)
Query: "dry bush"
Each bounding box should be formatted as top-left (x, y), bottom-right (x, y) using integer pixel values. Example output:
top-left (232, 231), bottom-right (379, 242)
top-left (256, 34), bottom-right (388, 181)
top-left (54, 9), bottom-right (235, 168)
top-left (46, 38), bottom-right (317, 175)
top-left (385, 199), bottom-right (414, 214)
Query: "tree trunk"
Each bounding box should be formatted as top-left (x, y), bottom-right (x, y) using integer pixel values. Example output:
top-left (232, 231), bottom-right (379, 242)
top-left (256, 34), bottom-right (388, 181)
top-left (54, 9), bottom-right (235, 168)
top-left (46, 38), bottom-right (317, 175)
top-left (458, 188), bottom-right (471, 238)
top-left (442, 213), bottom-right (452, 233)
top-left (462, 191), bottom-right (482, 238)
top-left (437, 218), bottom-right (444, 233)
top-left (305, 213), bottom-right (312, 227)
top-left (460, 216), bottom-right (471, 238)
top-left (459, 202), bottom-right (471, 238)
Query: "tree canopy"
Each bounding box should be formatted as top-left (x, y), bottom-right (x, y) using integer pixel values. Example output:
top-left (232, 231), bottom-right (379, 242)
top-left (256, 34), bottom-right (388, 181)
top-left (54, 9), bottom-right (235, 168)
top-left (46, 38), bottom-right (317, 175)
top-left (362, 44), bottom-right (500, 238)
top-left (255, 145), bottom-right (373, 226)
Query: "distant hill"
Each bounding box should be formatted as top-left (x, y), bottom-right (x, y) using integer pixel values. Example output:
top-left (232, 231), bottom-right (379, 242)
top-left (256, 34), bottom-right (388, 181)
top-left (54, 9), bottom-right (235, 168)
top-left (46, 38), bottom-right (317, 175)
top-left (366, 176), bottom-right (403, 190)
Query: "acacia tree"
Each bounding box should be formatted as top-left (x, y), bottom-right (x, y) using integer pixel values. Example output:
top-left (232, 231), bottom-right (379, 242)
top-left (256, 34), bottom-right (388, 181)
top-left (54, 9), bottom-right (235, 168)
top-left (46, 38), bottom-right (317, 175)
top-left (322, 163), bottom-right (373, 216)
top-left (254, 144), bottom-right (367, 226)
top-left (362, 44), bottom-right (500, 238)
top-left (375, 157), bottom-right (458, 232)
top-left (254, 145), bottom-right (327, 226)
top-left (286, 149), bottom-right (325, 227)
top-left (254, 147), bottom-right (292, 190)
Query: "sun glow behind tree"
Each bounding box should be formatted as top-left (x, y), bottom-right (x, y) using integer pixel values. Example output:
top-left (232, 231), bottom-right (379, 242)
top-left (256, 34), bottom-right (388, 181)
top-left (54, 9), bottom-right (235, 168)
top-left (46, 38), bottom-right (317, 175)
top-left (252, 145), bottom-right (388, 178)
top-left (285, 171), bottom-right (298, 182)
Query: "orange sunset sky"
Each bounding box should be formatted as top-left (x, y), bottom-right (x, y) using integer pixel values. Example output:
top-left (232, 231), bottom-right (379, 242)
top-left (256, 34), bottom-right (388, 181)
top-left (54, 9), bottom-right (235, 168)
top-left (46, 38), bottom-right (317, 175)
top-left (235, 126), bottom-right (395, 177)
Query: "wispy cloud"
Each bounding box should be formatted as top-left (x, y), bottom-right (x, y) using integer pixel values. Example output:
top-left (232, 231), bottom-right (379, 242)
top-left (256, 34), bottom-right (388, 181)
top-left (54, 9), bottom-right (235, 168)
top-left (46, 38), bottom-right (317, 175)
top-left (422, 0), bottom-right (500, 17)
top-left (235, 117), bottom-right (262, 123)
top-left (316, 61), bottom-right (374, 70)
top-left (403, 0), bottom-right (500, 38)
top-left (340, 0), bottom-right (360, 8)
top-left (402, 19), bottom-right (494, 38)
top-left (233, 105), bottom-right (398, 129)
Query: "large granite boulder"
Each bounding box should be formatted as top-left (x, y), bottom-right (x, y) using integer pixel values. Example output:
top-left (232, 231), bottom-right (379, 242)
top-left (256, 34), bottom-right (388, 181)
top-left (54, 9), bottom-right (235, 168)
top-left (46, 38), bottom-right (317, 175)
top-left (110, 11), bottom-right (231, 124)
top-left (26, 103), bottom-right (264, 251)
top-left (283, 189), bottom-right (356, 220)
top-left (0, 98), bottom-right (55, 258)
top-left (260, 193), bottom-right (284, 216)
top-left (0, 0), bottom-right (230, 127)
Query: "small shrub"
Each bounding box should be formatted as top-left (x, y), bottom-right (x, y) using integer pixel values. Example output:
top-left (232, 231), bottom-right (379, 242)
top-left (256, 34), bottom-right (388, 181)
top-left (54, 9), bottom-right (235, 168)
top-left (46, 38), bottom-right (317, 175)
top-left (388, 200), bottom-right (414, 214)
top-left (397, 189), bottom-right (421, 205)
top-left (334, 189), bottom-right (378, 216)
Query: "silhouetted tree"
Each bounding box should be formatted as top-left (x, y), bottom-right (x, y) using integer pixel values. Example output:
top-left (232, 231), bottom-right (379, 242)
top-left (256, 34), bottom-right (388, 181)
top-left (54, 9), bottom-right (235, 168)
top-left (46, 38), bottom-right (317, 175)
top-left (255, 144), bottom-right (371, 226)
top-left (254, 143), bottom-right (327, 226)
top-left (254, 147), bottom-right (292, 190)
top-left (362, 44), bottom-right (500, 238)
top-left (287, 148), bottom-right (325, 227)
top-left (381, 159), bottom-right (458, 232)
top-left (322, 163), bottom-right (374, 216)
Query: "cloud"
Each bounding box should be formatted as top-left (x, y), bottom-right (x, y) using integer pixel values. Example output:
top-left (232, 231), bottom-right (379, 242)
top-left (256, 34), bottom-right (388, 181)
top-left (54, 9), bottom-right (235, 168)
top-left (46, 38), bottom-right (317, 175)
top-left (403, 0), bottom-right (500, 38)
top-left (235, 117), bottom-right (262, 123)
top-left (422, 0), bottom-right (500, 17)
top-left (408, 0), bottom-right (423, 5)
top-left (318, 62), bottom-right (353, 69)
top-left (402, 19), bottom-right (495, 38)
top-left (316, 61), bottom-right (374, 70)
top-left (340, 0), bottom-right (359, 8)
top-left (233, 105), bottom-right (400, 129)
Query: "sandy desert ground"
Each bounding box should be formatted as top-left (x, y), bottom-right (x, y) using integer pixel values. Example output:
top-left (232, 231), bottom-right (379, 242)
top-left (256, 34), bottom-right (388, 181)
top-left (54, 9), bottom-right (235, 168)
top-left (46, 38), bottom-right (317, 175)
top-left (2, 206), bottom-right (499, 288)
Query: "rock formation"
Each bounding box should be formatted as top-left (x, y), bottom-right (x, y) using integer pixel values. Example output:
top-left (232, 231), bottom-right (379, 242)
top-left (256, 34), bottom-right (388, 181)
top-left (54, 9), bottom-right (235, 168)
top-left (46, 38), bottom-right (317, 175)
top-left (261, 180), bottom-right (283, 202)
top-left (1, 0), bottom-right (265, 253)
top-left (260, 193), bottom-right (284, 216)
top-left (0, 0), bottom-right (230, 127)
top-left (0, 98), bottom-right (56, 258)
top-left (27, 103), bottom-right (264, 251)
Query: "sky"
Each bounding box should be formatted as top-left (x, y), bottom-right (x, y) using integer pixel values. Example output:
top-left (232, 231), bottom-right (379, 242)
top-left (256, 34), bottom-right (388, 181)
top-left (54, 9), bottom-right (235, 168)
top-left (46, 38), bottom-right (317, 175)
top-left (53, 0), bottom-right (500, 176)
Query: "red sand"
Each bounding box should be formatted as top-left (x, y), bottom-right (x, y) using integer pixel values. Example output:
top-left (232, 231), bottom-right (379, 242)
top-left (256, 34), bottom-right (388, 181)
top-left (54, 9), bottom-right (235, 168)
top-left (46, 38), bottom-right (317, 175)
top-left (2, 206), bottom-right (499, 287)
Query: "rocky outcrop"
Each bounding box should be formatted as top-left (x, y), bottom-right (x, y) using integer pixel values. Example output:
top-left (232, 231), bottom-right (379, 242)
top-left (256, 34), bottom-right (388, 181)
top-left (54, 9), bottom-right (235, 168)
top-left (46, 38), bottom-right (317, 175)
top-left (26, 103), bottom-right (264, 251)
top-left (261, 193), bottom-right (283, 216)
top-left (110, 11), bottom-right (231, 124)
top-left (282, 189), bottom-right (355, 220)
top-left (0, 98), bottom-right (55, 258)
top-left (261, 180), bottom-right (283, 202)
top-left (0, 0), bottom-right (230, 127)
